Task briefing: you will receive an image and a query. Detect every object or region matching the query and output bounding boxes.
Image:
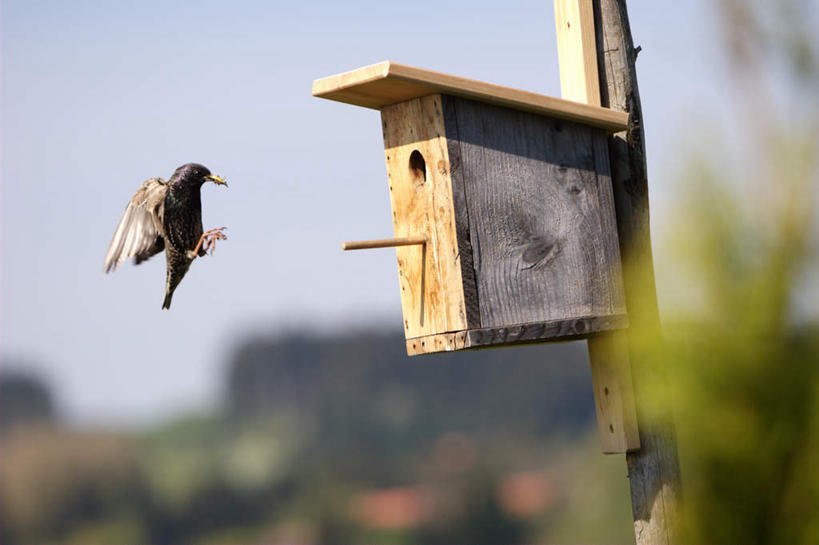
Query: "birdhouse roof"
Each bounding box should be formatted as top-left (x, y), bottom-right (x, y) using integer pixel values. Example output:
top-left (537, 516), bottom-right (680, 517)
top-left (312, 61), bottom-right (628, 132)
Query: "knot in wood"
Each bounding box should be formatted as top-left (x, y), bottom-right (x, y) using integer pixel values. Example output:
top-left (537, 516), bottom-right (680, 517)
top-left (521, 235), bottom-right (559, 269)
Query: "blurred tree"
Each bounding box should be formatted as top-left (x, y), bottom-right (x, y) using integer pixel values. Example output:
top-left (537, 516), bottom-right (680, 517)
top-left (225, 330), bottom-right (596, 438)
top-left (0, 430), bottom-right (152, 544)
top-left (0, 369), bottom-right (56, 432)
top-left (224, 330), bottom-right (602, 489)
top-left (640, 1), bottom-right (819, 543)
top-left (418, 471), bottom-right (525, 545)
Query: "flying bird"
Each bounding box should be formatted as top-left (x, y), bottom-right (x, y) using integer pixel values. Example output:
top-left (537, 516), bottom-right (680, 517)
top-left (103, 163), bottom-right (228, 309)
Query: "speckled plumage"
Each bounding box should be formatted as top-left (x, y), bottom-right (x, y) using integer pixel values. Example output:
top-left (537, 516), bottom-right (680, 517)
top-left (103, 163), bottom-right (227, 309)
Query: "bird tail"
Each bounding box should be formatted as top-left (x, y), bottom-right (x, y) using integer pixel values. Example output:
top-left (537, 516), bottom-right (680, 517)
top-left (162, 255), bottom-right (190, 310)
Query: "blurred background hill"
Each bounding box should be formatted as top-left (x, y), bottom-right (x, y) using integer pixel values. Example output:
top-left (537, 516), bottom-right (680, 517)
top-left (0, 335), bottom-right (635, 544)
top-left (0, 369), bottom-right (56, 433)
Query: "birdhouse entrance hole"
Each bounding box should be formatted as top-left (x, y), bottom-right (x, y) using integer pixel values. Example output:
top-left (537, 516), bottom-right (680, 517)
top-left (409, 149), bottom-right (426, 185)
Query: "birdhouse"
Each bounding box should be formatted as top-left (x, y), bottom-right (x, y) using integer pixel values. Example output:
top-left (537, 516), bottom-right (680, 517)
top-left (314, 62), bottom-right (629, 356)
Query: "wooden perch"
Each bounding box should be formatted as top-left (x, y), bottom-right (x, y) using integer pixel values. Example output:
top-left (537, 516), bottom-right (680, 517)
top-left (342, 236), bottom-right (426, 251)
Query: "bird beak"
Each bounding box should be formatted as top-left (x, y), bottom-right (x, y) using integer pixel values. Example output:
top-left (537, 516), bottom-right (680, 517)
top-left (206, 174), bottom-right (228, 187)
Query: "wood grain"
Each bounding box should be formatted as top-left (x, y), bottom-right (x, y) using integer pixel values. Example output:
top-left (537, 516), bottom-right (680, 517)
top-left (381, 95), bottom-right (469, 339)
top-left (587, 329), bottom-right (640, 453)
top-left (313, 61), bottom-right (628, 132)
top-left (442, 96), bottom-right (481, 329)
top-left (555, 0), bottom-right (602, 106)
top-left (442, 95), bottom-right (626, 330)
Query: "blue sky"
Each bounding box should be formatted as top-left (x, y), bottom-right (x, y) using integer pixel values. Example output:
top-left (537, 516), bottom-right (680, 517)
top-left (2, 0), bottom-right (725, 425)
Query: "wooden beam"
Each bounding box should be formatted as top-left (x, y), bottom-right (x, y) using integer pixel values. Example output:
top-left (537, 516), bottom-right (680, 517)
top-left (554, 0), bottom-right (640, 455)
top-left (313, 61), bottom-right (628, 132)
top-left (593, 0), bottom-right (684, 542)
top-left (587, 330), bottom-right (639, 453)
top-left (554, 0), bottom-right (602, 106)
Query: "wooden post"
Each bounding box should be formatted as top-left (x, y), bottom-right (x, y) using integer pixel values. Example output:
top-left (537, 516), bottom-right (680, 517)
top-left (555, 0), bottom-right (683, 543)
top-left (554, 0), bottom-right (639, 456)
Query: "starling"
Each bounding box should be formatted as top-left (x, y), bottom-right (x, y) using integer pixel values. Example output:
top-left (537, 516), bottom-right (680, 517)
top-left (103, 163), bottom-right (228, 309)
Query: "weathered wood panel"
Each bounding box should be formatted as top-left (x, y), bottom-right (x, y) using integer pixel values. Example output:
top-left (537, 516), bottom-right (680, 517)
top-left (464, 314), bottom-right (627, 347)
top-left (442, 97), bottom-right (481, 329)
top-left (381, 95), bottom-right (470, 338)
top-left (405, 314), bottom-right (628, 355)
top-left (442, 95), bottom-right (625, 330)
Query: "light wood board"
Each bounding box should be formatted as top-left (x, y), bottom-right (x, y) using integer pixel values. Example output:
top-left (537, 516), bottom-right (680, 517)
top-left (554, 0), bottom-right (602, 106)
top-left (313, 61), bottom-right (628, 132)
top-left (555, 0), bottom-right (640, 454)
top-left (381, 95), bottom-right (469, 339)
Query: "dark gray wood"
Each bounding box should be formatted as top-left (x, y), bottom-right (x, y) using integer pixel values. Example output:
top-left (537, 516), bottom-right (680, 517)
top-left (442, 97), bottom-right (482, 329)
top-left (463, 313), bottom-right (628, 348)
top-left (593, 0), bottom-right (683, 542)
top-left (442, 95), bottom-right (625, 330)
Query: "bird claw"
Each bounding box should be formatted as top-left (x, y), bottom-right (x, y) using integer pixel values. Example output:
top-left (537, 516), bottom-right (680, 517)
top-left (192, 227), bottom-right (227, 257)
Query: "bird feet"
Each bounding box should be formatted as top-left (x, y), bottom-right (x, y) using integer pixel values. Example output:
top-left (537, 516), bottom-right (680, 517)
top-left (191, 227), bottom-right (227, 258)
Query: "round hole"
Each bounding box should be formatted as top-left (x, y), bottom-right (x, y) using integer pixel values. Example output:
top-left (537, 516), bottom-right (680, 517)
top-left (409, 150), bottom-right (426, 185)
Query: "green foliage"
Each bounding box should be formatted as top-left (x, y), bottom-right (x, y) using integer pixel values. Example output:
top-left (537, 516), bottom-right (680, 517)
top-left (641, 2), bottom-right (819, 542)
top-left (651, 159), bottom-right (819, 543)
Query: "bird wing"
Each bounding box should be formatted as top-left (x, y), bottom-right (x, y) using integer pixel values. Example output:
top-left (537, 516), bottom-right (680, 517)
top-left (103, 177), bottom-right (168, 273)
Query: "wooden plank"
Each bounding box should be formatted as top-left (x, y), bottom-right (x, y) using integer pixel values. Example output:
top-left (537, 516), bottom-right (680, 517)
top-left (313, 61), bottom-right (628, 132)
top-left (555, 0), bottom-right (640, 455)
top-left (406, 331), bottom-right (467, 356)
top-left (464, 315), bottom-right (628, 348)
top-left (441, 96), bottom-right (481, 329)
top-left (381, 95), bottom-right (469, 339)
top-left (587, 329), bottom-right (640, 453)
top-left (588, 122), bottom-right (637, 454)
top-left (405, 314), bottom-right (628, 355)
top-left (554, 0), bottom-right (602, 105)
top-left (443, 95), bottom-right (626, 329)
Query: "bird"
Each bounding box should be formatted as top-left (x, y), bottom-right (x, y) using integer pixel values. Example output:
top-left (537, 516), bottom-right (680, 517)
top-left (103, 163), bottom-right (228, 309)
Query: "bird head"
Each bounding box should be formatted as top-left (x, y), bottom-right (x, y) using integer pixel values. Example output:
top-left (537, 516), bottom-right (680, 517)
top-left (173, 163), bottom-right (228, 188)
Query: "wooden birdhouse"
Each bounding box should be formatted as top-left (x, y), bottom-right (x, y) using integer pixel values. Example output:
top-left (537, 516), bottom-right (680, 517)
top-left (314, 62), bottom-right (629, 356)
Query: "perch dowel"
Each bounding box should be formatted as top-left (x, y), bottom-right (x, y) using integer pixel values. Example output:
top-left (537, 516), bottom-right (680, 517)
top-left (342, 236), bottom-right (426, 251)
